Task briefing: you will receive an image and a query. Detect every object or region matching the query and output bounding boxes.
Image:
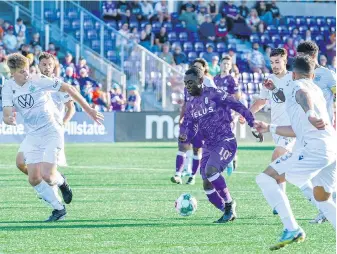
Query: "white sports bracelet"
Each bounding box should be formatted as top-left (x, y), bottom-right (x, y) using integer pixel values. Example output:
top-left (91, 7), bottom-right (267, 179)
top-left (269, 124), bottom-right (278, 134)
top-left (306, 110), bottom-right (317, 118)
top-left (272, 87), bottom-right (279, 93)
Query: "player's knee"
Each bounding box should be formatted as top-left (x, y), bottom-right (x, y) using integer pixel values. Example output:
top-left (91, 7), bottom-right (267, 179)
top-left (178, 143), bottom-right (189, 152)
top-left (205, 166), bottom-right (218, 179)
top-left (192, 147), bottom-right (200, 155)
top-left (256, 172), bottom-right (276, 187)
top-left (203, 179), bottom-right (213, 190)
top-left (313, 186), bottom-right (331, 202)
top-left (40, 171), bottom-right (53, 184)
top-left (28, 174), bottom-right (41, 186)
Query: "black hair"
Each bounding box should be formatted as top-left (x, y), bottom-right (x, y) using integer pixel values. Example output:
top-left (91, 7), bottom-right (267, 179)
top-left (185, 66), bottom-right (204, 79)
top-left (297, 41), bottom-right (319, 57)
top-left (292, 55), bottom-right (315, 75)
top-left (270, 48), bottom-right (287, 58)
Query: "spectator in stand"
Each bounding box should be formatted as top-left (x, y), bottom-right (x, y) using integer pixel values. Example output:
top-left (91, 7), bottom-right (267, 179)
top-left (102, 1), bottom-right (118, 20)
top-left (328, 56), bottom-right (336, 72)
top-left (199, 14), bottom-right (216, 43)
top-left (15, 18), bottom-right (26, 37)
top-left (208, 1), bottom-right (219, 19)
top-left (110, 83), bottom-right (126, 111)
top-left (3, 21), bottom-right (10, 32)
top-left (33, 45), bottom-right (42, 65)
top-left (92, 83), bottom-right (108, 111)
top-left (196, 0), bottom-right (208, 12)
top-left (224, 1), bottom-right (242, 31)
top-left (202, 44), bottom-right (216, 63)
top-left (0, 51), bottom-right (10, 78)
top-left (16, 31), bottom-right (26, 49)
top-left (215, 18), bottom-right (229, 43)
top-left (319, 54), bottom-right (328, 68)
top-left (155, 0), bottom-right (171, 23)
top-left (63, 52), bottom-right (76, 71)
top-left (77, 68), bottom-right (97, 105)
top-left (117, 1), bottom-right (130, 20)
top-left (248, 42), bottom-right (269, 73)
top-left (140, 1), bottom-right (154, 21)
top-left (291, 28), bottom-right (302, 47)
top-left (238, 0), bottom-right (250, 19)
top-left (228, 48), bottom-right (237, 65)
top-left (305, 30), bottom-right (312, 41)
top-left (267, 0), bottom-right (281, 19)
top-left (0, 19), bottom-right (4, 40)
top-left (159, 43), bottom-right (175, 65)
top-left (257, 22), bottom-right (265, 35)
top-left (120, 9), bottom-right (133, 24)
top-left (256, 1), bottom-right (273, 25)
top-left (47, 42), bottom-right (57, 56)
top-left (116, 22), bottom-right (130, 48)
top-left (129, 27), bottom-right (140, 44)
top-left (126, 85), bottom-right (141, 112)
top-left (63, 66), bottom-right (78, 87)
top-left (3, 25), bottom-right (17, 53)
top-left (20, 44), bottom-right (31, 57)
top-left (30, 32), bottom-right (41, 47)
top-left (130, 0), bottom-right (143, 22)
top-left (76, 56), bottom-right (90, 77)
top-left (197, 5), bottom-right (208, 25)
top-left (181, 1), bottom-right (196, 13)
top-left (284, 37), bottom-right (297, 58)
top-left (26, 53), bottom-right (35, 67)
top-left (139, 23), bottom-right (154, 50)
top-left (155, 27), bottom-right (168, 50)
top-left (326, 33), bottom-right (336, 64)
top-left (179, 3), bottom-right (198, 33)
top-left (209, 55), bottom-right (220, 76)
top-left (246, 9), bottom-right (260, 32)
top-left (263, 45), bottom-right (272, 70)
top-left (173, 45), bottom-right (187, 65)
top-left (29, 65), bottom-right (38, 75)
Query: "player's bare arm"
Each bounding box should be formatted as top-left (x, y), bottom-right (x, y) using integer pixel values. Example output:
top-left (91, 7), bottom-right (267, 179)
top-left (179, 102), bottom-right (186, 125)
top-left (3, 107), bottom-right (16, 126)
top-left (63, 100), bottom-right (76, 125)
top-left (60, 82), bottom-right (104, 125)
top-left (254, 121), bottom-right (296, 137)
top-left (295, 89), bottom-right (326, 130)
top-left (264, 79), bottom-right (285, 102)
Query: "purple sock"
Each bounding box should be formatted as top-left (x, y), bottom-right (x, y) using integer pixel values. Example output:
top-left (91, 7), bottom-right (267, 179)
top-left (205, 189), bottom-right (225, 212)
top-left (191, 155), bottom-right (201, 176)
top-left (175, 151), bottom-right (186, 175)
top-left (208, 173), bottom-right (232, 203)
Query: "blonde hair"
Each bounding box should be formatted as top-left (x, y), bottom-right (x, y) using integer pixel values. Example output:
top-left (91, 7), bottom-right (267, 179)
top-left (6, 53), bottom-right (29, 73)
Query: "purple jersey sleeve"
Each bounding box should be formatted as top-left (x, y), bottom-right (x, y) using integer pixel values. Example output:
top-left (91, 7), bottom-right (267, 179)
top-left (213, 89), bottom-right (255, 127)
top-left (226, 76), bottom-right (238, 95)
top-left (179, 103), bottom-right (198, 143)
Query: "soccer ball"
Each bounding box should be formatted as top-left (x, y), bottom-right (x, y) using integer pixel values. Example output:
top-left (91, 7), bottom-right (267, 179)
top-left (175, 193), bottom-right (197, 216)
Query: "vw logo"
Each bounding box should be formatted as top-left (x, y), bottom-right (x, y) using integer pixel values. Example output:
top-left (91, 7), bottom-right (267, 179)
top-left (18, 94), bottom-right (34, 108)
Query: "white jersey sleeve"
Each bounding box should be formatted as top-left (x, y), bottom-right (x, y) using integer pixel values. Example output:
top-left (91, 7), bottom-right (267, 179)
top-left (33, 74), bottom-right (63, 92)
top-left (204, 76), bottom-right (217, 88)
top-left (1, 81), bottom-right (14, 107)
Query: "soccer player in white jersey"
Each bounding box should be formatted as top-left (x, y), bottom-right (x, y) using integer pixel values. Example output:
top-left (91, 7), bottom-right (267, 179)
top-left (15, 52), bottom-right (75, 205)
top-left (245, 48), bottom-right (295, 214)
top-left (172, 58), bottom-right (216, 185)
top-left (254, 55), bottom-right (336, 250)
top-left (2, 53), bottom-right (103, 222)
top-left (297, 41), bottom-right (337, 223)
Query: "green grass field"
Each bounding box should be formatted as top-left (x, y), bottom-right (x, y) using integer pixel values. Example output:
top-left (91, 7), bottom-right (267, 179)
top-left (0, 143), bottom-right (335, 254)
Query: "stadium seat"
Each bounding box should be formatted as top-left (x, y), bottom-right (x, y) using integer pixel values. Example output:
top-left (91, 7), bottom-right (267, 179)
top-left (271, 35), bottom-right (281, 44)
top-left (194, 42), bottom-right (204, 53)
top-left (239, 83), bottom-right (247, 93)
top-left (179, 32), bottom-right (188, 42)
top-left (253, 73), bottom-right (264, 84)
top-left (241, 72), bottom-right (253, 83)
top-left (75, 30), bottom-right (80, 40)
top-left (168, 32), bottom-right (177, 42)
top-left (250, 34), bottom-right (260, 43)
top-left (140, 21), bottom-right (148, 29)
top-left (83, 20), bottom-right (94, 30)
top-left (205, 42), bottom-right (215, 49)
top-left (267, 25), bottom-right (277, 34)
top-left (171, 41), bottom-right (181, 49)
top-left (183, 42), bottom-right (193, 53)
top-left (298, 26), bottom-right (308, 35)
top-left (107, 50), bottom-right (117, 62)
top-left (152, 22), bottom-right (162, 33)
top-left (174, 23), bottom-right (186, 33)
top-left (309, 26), bottom-right (320, 35)
top-left (163, 22), bottom-right (173, 32)
top-left (306, 17), bottom-right (316, 26)
top-left (246, 94), bottom-right (254, 107)
top-left (285, 16), bottom-right (295, 26)
top-left (129, 21), bottom-right (139, 29)
top-left (45, 9), bottom-right (57, 22)
top-left (216, 42), bottom-right (226, 53)
top-left (227, 43), bottom-right (236, 51)
top-left (87, 30), bottom-right (98, 40)
top-left (188, 52), bottom-right (197, 62)
top-left (278, 26), bottom-right (288, 35)
top-left (63, 19), bottom-right (71, 31)
top-left (316, 16), bottom-right (326, 26)
top-left (189, 32), bottom-right (199, 41)
top-left (282, 35), bottom-right (290, 43)
top-left (326, 17), bottom-right (336, 26)
top-left (72, 20), bottom-right (80, 30)
top-left (247, 83), bottom-right (259, 94)
top-left (295, 17), bottom-right (306, 26)
top-left (91, 40), bottom-right (100, 51)
top-left (260, 34), bottom-right (271, 44)
top-left (107, 21), bottom-right (117, 29)
top-left (104, 40), bottom-right (113, 50)
top-left (67, 9), bottom-right (79, 20)
top-left (171, 12), bottom-right (179, 23)
top-left (288, 26), bottom-right (296, 33)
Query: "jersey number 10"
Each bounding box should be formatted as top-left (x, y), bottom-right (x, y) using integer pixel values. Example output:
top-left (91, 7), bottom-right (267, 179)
top-left (219, 147), bottom-right (232, 161)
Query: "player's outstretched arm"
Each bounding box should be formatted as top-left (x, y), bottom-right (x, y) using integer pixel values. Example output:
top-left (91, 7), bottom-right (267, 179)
top-left (295, 89), bottom-right (326, 130)
top-left (2, 107), bottom-right (16, 125)
top-left (223, 95), bottom-right (255, 127)
top-left (63, 100), bottom-right (76, 125)
top-left (264, 78), bottom-right (285, 102)
top-left (178, 106), bottom-right (198, 143)
top-left (59, 82), bottom-right (104, 125)
top-left (179, 102), bottom-right (186, 125)
top-left (2, 82), bottom-right (16, 125)
top-left (254, 121), bottom-right (296, 137)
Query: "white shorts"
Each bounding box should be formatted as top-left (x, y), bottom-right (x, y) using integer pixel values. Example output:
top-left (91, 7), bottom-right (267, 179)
top-left (272, 133), bottom-right (296, 151)
top-left (270, 147), bottom-right (336, 193)
top-left (19, 131), bottom-right (64, 165)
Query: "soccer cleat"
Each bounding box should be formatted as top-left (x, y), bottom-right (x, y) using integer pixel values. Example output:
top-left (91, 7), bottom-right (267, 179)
top-left (233, 158), bottom-right (238, 171)
top-left (44, 207), bottom-right (67, 222)
top-left (227, 161), bottom-right (234, 176)
top-left (269, 227), bottom-right (306, 251)
top-left (309, 211), bottom-right (327, 224)
top-left (59, 174), bottom-right (73, 204)
top-left (186, 176), bottom-right (195, 185)
top-left (273, 209), bottom-right (278, 215)
top-left (214, 200), bottom-right (237, 223)
top-left (171, 175), bottom-right (182, 184)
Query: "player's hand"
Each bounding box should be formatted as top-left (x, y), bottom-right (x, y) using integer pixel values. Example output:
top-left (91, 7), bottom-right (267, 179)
top-left (251, 128), bottom-right (264, 142)
top-left (239, 115), bottom-right (246, 124)
top-left (7, 112), bottom-right (17, 126)
top-left (178, 134), bottom-right (187, 142)
top-left (263, 79), bottom-right (276, 91)
top-left (87, 108), bottom-right (104, 125)
top-left (308, 116), bottom-right (326, 130)
top-left (254, 120), bottom-right (269, 133)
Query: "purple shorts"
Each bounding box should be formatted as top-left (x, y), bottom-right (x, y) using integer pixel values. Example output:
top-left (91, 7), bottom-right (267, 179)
top-left (200, 139), bottom-right (237, 180)
top-left (191, 132), bottom-right (203, 149)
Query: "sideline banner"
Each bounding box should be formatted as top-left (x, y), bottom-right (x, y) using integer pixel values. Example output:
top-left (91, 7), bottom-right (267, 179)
top-left (115, 112), bottom-right (273, 142)
top-left (0, 112), bottom-right (115, 143)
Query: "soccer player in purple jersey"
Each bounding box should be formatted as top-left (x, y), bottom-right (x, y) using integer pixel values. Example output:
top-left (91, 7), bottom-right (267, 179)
top-left (179, 67), bottom-right (255, 223)
top-left (214, 55), bottom-right (241, 174)
top-left (171, 59), bottom-right (216, 185)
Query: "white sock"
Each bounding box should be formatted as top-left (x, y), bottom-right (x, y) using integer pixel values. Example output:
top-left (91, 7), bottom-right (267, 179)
top-left (300, 182), bottom-right (318, 208)
top-left (52, 184), bottom-right (62, 203)
top-left (279, 182), bottom-right (286, 193)
top-left (317, 198), bottom-right (336, 229)
top-left (55, 171), bottom-right (65, 187)
top-left (256, 173), bottom-right (299, 231)
top-left (34, 180), bottom-right (64, 210)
